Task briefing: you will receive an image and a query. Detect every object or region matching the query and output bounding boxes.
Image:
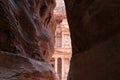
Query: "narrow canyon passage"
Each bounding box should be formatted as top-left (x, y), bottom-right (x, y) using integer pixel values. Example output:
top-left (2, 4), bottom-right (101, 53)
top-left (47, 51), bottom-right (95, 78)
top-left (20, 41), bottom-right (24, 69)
top-left (0, 0), bottom-right (120, 80)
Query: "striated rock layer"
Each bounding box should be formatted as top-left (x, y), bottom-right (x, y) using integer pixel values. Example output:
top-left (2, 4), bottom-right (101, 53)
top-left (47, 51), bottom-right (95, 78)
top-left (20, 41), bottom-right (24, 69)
top-left (0, 51), bottom-right (58, 80)
top-left (64, 0), bottom-right (120, 80)
top-left (0, 0), bottom-right (58, 80)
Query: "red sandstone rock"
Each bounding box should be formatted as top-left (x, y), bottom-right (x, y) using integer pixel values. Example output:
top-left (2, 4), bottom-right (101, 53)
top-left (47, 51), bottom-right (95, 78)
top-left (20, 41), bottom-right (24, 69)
top-left (1, 0), bottom-right (120, 80)
top-left (0, 0), bottom-right (58, 80)
top-left (0, 51), bottom-right (58, 80)
top-left (64, 0), bottom-right (120, 80)
top-left (0, 0), bottom-right (56, 61)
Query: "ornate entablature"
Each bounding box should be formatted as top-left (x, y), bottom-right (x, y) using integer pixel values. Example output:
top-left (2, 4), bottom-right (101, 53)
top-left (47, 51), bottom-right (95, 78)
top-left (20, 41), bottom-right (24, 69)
top-left (55, 18), bottom-right (71, 49)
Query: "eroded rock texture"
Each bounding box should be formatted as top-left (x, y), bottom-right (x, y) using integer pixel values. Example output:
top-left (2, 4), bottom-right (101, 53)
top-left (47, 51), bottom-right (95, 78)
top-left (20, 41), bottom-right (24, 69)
top-left (0, 51), bottom-right (58, 80)
top-left (64, 0), bottom-right (120, 80)
top-left (0, 0), bottom-right (58, 80)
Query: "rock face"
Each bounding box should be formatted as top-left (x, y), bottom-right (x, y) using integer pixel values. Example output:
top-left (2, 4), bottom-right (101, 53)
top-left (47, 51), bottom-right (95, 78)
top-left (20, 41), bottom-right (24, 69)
top-left (0, 0), bottom-right (58, 80)
top-left (64, 0), bottom-right (120, 80)
top-left (0, 51), bottom-right (58, 80)
top-left (1, 0), bottom-right (120, 80)
top-left (0, 0), bottom-right (56, 60)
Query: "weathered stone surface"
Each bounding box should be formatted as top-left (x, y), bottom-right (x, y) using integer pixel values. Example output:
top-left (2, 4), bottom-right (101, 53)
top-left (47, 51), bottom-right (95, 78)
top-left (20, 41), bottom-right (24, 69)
top-left (0, 51), bottom-right (58, 80)
top-left (68, 34), bottom-right (120, 80)
top-left (64, 0), bottom-right (120, 80)
top-left (0, 0), bottom-right (58, 80)
top-left (0, 0), bottom-right (56, 60)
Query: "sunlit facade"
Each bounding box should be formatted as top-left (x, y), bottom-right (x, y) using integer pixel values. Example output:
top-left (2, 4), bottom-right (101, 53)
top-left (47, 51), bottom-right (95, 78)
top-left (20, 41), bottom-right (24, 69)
top-left (51, 0), bottom-right (72, 80)
top-left (50, 18), bottom-right (72, 80)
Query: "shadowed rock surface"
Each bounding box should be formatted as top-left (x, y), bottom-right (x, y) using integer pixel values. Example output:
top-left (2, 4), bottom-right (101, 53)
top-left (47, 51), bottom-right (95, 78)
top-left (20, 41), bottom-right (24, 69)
top-left (0, 0), bottom-right (56, 60)
top-left (64, 0), bottom-right (120, 80)
top-left (0, 0), bottom-right (58, 80)
top-left (0, 51), bottom-right (58, 80)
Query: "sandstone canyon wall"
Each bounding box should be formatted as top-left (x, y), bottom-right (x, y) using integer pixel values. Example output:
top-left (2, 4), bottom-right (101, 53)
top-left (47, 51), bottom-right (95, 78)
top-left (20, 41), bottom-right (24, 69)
top-left (1, 0), bottom-right (120, 80)
top-left (64, 0), bottom-right (120, 80)
top-left (0, 0), bottom-right (58, 80)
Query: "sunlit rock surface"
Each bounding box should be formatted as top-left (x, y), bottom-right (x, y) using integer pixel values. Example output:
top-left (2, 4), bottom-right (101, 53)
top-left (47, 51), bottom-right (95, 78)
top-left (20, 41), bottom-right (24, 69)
top-left (64, 0), bottom-right (120, 80)
top-left (0, 0), bottom-right (58, 80)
